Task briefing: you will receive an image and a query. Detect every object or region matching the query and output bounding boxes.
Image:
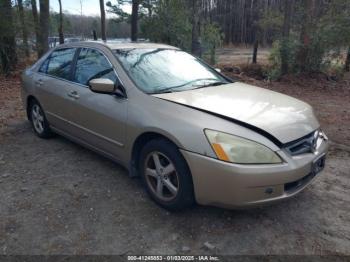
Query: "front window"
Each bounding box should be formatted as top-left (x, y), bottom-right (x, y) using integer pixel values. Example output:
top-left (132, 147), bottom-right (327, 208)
top-left (113, 49), bottom-right (230, 94)
top-left (73, 48), bottom-right (118, 86)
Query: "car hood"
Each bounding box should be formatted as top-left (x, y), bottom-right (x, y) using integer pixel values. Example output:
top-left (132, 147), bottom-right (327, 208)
top-left (153, 82), bottom-right (319, 144)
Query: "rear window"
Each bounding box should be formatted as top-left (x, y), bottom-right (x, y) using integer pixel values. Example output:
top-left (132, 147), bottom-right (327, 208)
top-left (39, 48), bottom-right (76, 80)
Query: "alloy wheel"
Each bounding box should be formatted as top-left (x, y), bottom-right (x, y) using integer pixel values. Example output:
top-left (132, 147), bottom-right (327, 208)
top-left (144, 151), bottom-right (179, 201)
top-left (31, 104), bottom-right (45, 134)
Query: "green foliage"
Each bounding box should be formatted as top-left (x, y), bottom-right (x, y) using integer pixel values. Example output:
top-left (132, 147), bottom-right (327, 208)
top-left (0, 0), bottom-right (17, 73)
top-left (319, 0), bottom-right (350, 46)
top-left (267, 41), bottom-right (283, 80)
top-left (106, 0), bottom-right (131, 23)
top-left (201, 23), bottom-right (223, 64)
top-left (49, 12), bottom-right (71, 37)
top-left (321, 49), bottom-right (346, 79)
top-left (106, 0), bottom-right (157, 23)
top-left (268, 37), bottom-right (299, 79)
top-left (258, 9), bottom-right (283, 38)
top-left (298, 0), bottom-right (350, 73)
top-left (140, 1), bottom-right (223, 61)
top-left (269, 0), bottom-right (350, 78)
top-left (303, 34), bottom-right (325, 72)
top-left (140, 0), bottom-right (192, 50)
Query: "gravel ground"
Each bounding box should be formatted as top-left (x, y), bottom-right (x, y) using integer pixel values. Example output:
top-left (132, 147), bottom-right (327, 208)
top-left (0, 119), bottom-right (350, 255)
top-left (0, 65), bottom-right (350, 255)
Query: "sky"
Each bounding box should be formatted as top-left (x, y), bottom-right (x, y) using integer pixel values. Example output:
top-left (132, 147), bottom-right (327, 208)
top-left (50, 0), bottom-right (131, 17)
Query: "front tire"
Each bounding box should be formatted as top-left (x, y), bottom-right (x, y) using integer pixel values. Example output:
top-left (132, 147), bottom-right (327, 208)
top-left (139, 138), bottom-right (195, 211)
top-left (29, 100), bottom-right (53, 138)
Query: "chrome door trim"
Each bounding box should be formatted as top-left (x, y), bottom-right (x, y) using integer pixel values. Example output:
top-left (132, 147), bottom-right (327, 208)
top-left (46, 111), bottom-right (124, 148)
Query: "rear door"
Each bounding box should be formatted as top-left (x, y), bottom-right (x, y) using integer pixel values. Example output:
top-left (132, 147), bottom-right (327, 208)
top-left (62, 47), bottom-right (127, 160)
top-left (35, 48), bottom-right (79, 134)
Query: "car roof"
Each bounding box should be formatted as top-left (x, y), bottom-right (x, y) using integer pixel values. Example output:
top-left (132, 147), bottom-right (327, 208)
top-left (58, 40), bottom-right (179, 50)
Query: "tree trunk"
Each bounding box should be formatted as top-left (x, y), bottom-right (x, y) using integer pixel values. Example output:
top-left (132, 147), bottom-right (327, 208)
top-left (191, 0), bottom-right (201, 57)
top-left (0, 0), bottom-right (17, 73)
top-left (297, 0), bottom-right (316, 72)
top-left (58, 0), bottom-right (64, 44)
top-left (31, 0), bottom-right (40, 57)
top-left (38, 0), bottom-right (50, 57)
top-left (251, 0), bottom-right (259, 64)
top-left (281, 0), bottom-right (293, 75)
top-left (93, 30), bottom-right (98, 41)
top-left (131, 0), bottom-right (139, 41)
top-left (252, 40), bottom-right (258, 64)
top-left (99, 0), bottom-right (106, 41)
top-left (18, 0), bottom-right (30, 57)
top-left (345, 47), bottom-right (350, 72)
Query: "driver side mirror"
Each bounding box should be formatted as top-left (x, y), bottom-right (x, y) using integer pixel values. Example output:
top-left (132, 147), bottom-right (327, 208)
top-left (89, 78), bottom-right (115, 94)
top-left (215, 68), bottom-right (222, 73)
top-left (89, 78), bottom-right (126, 98)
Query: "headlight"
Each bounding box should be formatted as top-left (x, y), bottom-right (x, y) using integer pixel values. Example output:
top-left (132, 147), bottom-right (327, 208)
top-left (204, 129), bottom-right (282, 164)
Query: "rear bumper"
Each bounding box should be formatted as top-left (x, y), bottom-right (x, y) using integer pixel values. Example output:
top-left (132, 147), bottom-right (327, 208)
top-left (181, 137), bottom-right (329, 209)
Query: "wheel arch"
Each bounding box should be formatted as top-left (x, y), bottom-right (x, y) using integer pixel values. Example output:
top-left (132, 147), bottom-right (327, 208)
top-left (26, 95), bottom-right (39, 120)
top-left (129, 131), bottom-right (184, 177)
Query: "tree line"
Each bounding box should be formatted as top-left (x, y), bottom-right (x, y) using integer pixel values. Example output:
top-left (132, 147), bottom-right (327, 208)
top-left (0, 0), bottom-right (350, 78)
top-left (0, 0), bottom-right (131, 74)
top-left (105, 0), bottom-right (350, 77)
top-left (0, 0), bottom-right (50, 72)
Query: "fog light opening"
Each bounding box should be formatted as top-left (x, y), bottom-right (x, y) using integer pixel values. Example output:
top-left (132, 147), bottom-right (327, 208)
top-left (265, 188), bottom-right (274, 195)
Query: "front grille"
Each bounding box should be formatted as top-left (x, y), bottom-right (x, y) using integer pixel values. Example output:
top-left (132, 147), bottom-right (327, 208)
top-left (284, 130), bottom-right (319, 156)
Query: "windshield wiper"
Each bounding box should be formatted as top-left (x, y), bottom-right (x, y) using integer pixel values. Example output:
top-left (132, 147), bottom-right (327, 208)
top-left (152, 78), bottom-right (222, 94)
top-left (148, 90), bottom-right (173, 95)
top-left (192, 81), bottom-right (228, 89)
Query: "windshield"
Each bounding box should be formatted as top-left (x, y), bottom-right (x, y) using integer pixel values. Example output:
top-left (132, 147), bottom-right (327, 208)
top-left (113, 48), bottom-right (230, 94)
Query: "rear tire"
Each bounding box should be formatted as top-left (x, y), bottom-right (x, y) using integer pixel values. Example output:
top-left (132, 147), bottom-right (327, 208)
top-left (139, 138), bottom-right (195, 211)
top-left (29, 100), bottom-right (53, 138)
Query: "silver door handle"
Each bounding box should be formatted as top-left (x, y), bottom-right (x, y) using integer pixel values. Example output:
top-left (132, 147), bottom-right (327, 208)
top-left (35, 79), bottom-right (43, 87)
top-left (67, 91), bottom-right (80, 99)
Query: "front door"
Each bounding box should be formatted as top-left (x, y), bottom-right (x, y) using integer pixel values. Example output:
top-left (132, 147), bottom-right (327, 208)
top-left (63, 48), bottom-right (127, 160)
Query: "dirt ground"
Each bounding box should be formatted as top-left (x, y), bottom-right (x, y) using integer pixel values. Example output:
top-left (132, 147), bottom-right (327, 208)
top-left (216, 47), bottom-right (271, 65)
top-left (0, 59), bottom-right (350, 255)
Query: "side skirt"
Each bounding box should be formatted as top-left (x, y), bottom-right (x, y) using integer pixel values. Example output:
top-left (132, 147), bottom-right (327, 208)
top-left (50, 125), bottom-right (130, 173)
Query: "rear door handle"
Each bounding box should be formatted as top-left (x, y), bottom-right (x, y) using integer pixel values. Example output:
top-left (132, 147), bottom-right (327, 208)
top-left (67, 91), bottom-right (80, 99)
top-left (35, 79), bottom-right (43, 87)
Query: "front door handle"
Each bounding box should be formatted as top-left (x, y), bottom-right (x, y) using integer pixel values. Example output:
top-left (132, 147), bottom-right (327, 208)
top-left (67, 91), bottom-right (80, 99)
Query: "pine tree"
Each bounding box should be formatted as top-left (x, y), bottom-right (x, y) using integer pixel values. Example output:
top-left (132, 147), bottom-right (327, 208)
top-left (38, 0), bottom-right (50, 57)
top-left (100, 0), bottom-right (107, 40)
top-left (0, 0), bottom-right (17, 73)
top-left (58, 0), bottom-right (64, 44)
top-left (18, 0), bottom-right (30, 57)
